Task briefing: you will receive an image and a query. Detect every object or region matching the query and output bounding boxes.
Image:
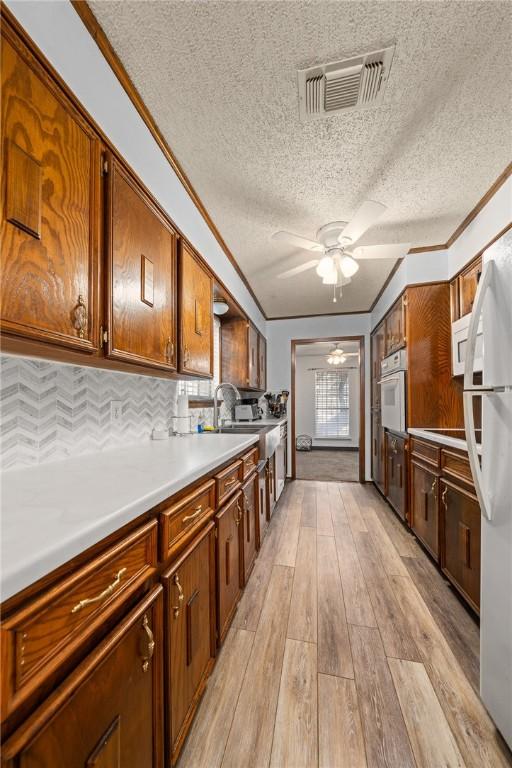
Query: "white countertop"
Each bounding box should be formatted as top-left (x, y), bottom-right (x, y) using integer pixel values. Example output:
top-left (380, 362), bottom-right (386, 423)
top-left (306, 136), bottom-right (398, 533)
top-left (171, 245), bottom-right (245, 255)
top-left (0, 433), bottom-right (258, 602)
top-left (408, 427), bottom-right (482, 455)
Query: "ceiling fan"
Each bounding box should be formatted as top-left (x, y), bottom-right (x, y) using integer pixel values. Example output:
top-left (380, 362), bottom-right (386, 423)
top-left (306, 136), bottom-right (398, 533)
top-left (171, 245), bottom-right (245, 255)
top-left (272, 201), bottom-right (411, 302)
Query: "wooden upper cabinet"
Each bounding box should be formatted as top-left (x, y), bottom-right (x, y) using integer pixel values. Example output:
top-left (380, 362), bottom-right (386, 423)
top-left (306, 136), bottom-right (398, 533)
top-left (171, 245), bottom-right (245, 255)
top-left (248, 324), bottom-right (259, 389)
top-left (179, 242), bottom-right (213, 378)
top-left (2, 587), bottom-right (164, 768)
top-left (258, 333), bottom-right (267, 390)
top-left (106, 157), bottom-right (177, 370)
top-left (384, 294), bottom-right (406, 355)
top-left (1, 24), bottom-right (100, 352)
top-left (458, 256), bottom-right (482, 318)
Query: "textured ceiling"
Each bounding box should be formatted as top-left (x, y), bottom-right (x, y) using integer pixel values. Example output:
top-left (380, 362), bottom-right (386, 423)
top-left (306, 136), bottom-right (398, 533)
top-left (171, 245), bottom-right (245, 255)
top-left (89, 0), bottom-right (512, 317)
top-left (295, 340), bottom-right (360, 357)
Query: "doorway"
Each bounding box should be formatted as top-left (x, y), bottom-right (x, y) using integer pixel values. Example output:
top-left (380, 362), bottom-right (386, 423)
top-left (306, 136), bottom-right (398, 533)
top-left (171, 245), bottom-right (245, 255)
top-left (291, 336), bottom-right (365, 483)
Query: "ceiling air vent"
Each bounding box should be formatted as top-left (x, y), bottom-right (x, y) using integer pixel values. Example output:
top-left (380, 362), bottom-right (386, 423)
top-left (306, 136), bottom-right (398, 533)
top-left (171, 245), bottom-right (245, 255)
top-left (298, 45), bottom-right (395, 121)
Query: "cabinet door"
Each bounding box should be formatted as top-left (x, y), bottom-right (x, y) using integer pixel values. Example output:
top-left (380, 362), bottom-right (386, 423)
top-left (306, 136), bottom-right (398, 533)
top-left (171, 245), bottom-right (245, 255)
top-left (385, 296), bottom-right (406, 355)
top-left (386, 433), bottom-right (407, 520)
top-left (248, 324), bottom-right (259, 389)
top-left (410, 461), bottom-right (439, 559)
top-left (1, 26), bottom-right (100, 352)
top-left (107, 159), bottom-right (177, 370)
top-left (372, 414), bottom-right (386, 495)
top-left (2, 587), bottom-right (163, 768)
top-left (220, 317), bottom-right (249, 388)
top-left (241, 474), bottom-right (258, 585)
top-left (459, 257), bottom-right (482, 318)
top-left (258, 334), bottom-right (267, 390)
top-left (179, 242), bottom-right (213, 377)
top-left (440, 479), bottom-right (481, 612)
top-left (163, 524), bottom-right (215, 762)
top-left (215, 493), bottom-right (242, 643)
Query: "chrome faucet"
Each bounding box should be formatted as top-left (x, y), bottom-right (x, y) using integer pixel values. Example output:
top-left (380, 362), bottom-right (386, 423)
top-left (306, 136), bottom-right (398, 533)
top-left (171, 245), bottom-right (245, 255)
top-left (213, 383), bottom-right (241, 429)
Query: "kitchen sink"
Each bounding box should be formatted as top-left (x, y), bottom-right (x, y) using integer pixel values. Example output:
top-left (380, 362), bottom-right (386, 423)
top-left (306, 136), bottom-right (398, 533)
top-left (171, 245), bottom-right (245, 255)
top-left (205, 424), bottom-right (280, 459)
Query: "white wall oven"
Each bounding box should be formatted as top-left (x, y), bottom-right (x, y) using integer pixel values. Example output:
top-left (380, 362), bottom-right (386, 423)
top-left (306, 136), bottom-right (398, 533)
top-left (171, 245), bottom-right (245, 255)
top-left (379, 349), bottom-right (407, 433)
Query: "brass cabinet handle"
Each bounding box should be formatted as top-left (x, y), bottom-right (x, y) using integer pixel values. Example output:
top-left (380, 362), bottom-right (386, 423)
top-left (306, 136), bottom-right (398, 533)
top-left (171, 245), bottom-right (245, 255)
top-left (166, 337), bottom-right (174, 363)
top-left (430, 478), bottom-right (437, 499)
top-left (225, 477), bottom-right (237, 489)
top-left (71, 567), bottom-right (127, 614)
top-left (183, 345), bottom-right (190, 365)
top-left (441, 486), bottom-right (448, 510)
top-left (140, 614), bottom-right (155, 673)
top-left (183, 504), bottom-right (202, 523)
top-left (173, 572), bottom-right (184, 619)
top-left (234, 501), bottom-right (242, 526)
top-left (73, 294), bottom-right (87, 339)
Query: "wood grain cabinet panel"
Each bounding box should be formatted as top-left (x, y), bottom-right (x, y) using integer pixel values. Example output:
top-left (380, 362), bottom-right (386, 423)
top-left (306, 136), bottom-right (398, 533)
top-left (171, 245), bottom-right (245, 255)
top-left (240, 473), bottom-right (258, 586)
top-left (158, 480), bottom-right (215, 563)
top-left (220, 317), bottom-right (250, 389)
top-left (179, 241), bottom-right (213, 378)
top-left (241, 447), bottom-right (259, 481)
top-left (106, 158), bottom-right (177, 370)
top-left (258, 333), bottom-right (267, 390)
top-left (248, 324), bottom-right (259, 389)
top-left (162, 524), bottom-right (215, 764)
top-left (215, 460), bottom-right (242, 508)
top-left (215, 493), bottom-right (243, 644)
top-left (1, 25), bottom-right (101, 352)
top-left (440, 479), bottom-right (481, 613)
top-left (372, 412), bottom-right (386, 496)
top-left (410, 460), bottom-right (439, 560)
top-left (458, 256), bottom-right (482, 319)
top-left (384, 295), bottom-right (406, 355)
top-left (386, 432), bottom-right (407, 521)
top-left (1, 521), bottom-right (157, 722)
top-left (1, 587), bottom-right (164, 768)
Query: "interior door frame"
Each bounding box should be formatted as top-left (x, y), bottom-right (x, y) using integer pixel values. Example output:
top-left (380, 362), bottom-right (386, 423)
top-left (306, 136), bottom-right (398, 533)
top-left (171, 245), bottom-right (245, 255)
top-left (290, 335), bottom-right (365, 483)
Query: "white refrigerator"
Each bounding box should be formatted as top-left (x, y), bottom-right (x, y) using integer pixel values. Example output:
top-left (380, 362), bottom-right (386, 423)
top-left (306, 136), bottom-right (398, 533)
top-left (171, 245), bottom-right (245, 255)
top-left (463, 227), bottom-right (512, 748)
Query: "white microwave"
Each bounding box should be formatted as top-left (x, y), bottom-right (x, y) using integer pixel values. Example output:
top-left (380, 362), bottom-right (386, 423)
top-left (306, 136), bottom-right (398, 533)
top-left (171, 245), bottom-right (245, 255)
top-left (452, 313), bottom-right (483, 376)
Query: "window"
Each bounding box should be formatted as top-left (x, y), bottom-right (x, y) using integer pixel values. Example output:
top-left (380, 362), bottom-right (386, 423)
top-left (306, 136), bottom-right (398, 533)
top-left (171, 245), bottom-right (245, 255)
top-left (314, 369), bottom-right (350, 438)
top-left (177, 317), bottom-right (220, 400)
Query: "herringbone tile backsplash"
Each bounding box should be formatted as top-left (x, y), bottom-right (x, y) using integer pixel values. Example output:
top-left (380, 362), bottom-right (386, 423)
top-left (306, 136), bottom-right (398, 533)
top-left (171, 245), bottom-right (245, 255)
top-left (0, 355), bottom-right (179, 470)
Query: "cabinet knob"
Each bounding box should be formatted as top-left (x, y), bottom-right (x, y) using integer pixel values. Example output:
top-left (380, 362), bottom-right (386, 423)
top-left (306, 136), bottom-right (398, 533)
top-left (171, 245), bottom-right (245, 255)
top-left (73, 295), bottom-right (87, 339)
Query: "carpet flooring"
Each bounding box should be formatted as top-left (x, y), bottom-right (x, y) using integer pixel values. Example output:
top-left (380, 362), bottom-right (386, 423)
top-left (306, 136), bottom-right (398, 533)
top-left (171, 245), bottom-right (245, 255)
top-left (295, 448), bottom-right (359, 482)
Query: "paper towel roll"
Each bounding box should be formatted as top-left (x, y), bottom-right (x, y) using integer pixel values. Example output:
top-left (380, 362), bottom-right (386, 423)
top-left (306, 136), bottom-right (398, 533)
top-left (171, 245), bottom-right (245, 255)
top-left (177, 394), bottom-right (189, 418)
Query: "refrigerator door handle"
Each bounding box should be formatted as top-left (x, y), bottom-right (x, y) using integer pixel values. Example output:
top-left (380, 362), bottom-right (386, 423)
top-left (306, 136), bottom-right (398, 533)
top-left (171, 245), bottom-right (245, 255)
top-left (463, 260), bottom-right (494, 521)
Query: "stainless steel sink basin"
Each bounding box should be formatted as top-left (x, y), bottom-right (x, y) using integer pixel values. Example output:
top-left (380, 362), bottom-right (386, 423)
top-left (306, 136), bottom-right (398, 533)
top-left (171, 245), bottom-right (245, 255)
top-left (205, 424), bottom-right (280, 459)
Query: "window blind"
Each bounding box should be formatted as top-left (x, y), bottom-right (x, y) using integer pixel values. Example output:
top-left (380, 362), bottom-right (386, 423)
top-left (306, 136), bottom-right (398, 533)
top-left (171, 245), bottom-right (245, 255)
top-left (314, 369), bottom-right (350, 438)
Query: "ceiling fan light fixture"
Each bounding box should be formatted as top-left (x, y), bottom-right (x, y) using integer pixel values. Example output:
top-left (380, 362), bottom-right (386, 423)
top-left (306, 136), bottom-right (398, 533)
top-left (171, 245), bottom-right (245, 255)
top-left (340, 255), bottom-right (359, 277)
top-left (316, 255), bottom-right (335, 277)
top-left (213, 297), bottom-right (229, 315)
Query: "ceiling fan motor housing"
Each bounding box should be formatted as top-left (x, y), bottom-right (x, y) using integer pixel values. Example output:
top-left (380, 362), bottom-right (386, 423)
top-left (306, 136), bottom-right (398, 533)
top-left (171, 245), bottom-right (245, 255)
top-left (315, 221), bottom-right (348, 247)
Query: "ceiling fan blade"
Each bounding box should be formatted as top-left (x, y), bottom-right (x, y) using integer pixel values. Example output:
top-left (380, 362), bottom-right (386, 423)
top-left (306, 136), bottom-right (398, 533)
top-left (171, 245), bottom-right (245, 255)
top-left (339, 200), bottom-right (386, 244)
top-left (277, 259), bottom-right (319, 279)
top-left (350, 242), bottom-right (411, 260)
top-left (272, 231), bottom-right (324, 252)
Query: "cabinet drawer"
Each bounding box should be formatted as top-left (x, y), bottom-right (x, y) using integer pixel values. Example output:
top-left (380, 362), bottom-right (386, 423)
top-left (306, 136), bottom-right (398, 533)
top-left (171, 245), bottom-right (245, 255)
top-left (215, 460), bottom-right (242, 508)
top-left (159, 480), bottom-right (215, 562)
top-left (241, 447), bottom-right (258, 480)
top-left (1, 520), bottom-right (157, 720)
top-left (441, 448), bottom-right (474, 486)
top-left (410, 437), bottom-right (440, 468)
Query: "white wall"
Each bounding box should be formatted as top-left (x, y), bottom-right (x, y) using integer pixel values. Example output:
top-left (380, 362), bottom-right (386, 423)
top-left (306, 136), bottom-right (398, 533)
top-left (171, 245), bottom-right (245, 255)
top-left (295, 355), bottom-right (359, 448)
top-left (6, 0), bottom-right (266, 334)
top-left (371, 176), bottom-right (512, 329)
top-left (266, 313), bottom-right (371, 478)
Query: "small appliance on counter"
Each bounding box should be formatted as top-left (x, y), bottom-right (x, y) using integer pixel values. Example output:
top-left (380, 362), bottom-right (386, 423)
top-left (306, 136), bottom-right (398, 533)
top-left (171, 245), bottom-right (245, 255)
top-left (264, 390), bottom-right (289, 419)
top-left (234, 403), bottom-right (261, 421)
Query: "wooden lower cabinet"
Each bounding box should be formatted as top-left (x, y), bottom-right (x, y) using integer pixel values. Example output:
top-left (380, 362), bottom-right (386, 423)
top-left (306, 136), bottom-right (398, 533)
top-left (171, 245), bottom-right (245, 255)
top-left (2, 587), bottom-right (164, 768)
top-left (162, 523), bottom-right (215, 764)
top-left (440, 479), bottom-right (481, 613)
top-left (241, 473), bottom-right (258, 585)
top-left (266, 454), bottom-right (277, 519)
top-left (410, 460), bottom-right (439, 559)
top-left (215, 492), bottom-right (243, 644)
top-left (372, 413), bottom-right (386, 495)
top-left (386, 432), bottom-right (407, 520)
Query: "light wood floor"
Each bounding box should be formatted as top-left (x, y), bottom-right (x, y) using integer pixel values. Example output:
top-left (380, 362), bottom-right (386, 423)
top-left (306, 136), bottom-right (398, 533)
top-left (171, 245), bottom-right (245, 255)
top-left (178, 480), bottom-right (512, 768)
